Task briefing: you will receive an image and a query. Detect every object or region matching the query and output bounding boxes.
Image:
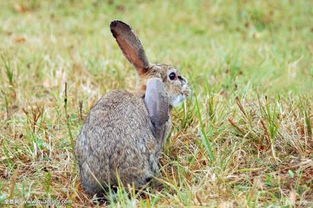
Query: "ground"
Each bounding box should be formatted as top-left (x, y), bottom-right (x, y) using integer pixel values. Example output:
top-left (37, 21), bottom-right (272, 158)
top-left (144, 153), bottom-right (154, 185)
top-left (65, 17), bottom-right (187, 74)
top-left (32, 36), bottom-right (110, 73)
top-left (0, 0), bottom-right (312, 207)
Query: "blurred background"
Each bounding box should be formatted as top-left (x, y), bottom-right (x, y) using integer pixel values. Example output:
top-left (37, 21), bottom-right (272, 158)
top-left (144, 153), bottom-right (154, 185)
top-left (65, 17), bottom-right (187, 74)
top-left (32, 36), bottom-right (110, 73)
top-left (1, 0), bottom-right (312, 96)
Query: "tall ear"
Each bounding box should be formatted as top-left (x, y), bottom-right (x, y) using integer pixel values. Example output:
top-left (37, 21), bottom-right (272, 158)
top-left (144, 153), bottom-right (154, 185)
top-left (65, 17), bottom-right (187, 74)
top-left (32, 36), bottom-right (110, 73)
top-left (110, 20), bottom-right (150, 75)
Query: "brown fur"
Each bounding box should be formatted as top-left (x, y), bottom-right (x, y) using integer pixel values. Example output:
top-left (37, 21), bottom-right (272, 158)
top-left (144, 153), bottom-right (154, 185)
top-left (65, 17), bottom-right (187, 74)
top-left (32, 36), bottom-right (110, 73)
top-left (75, 20), bottom-right (190, 195)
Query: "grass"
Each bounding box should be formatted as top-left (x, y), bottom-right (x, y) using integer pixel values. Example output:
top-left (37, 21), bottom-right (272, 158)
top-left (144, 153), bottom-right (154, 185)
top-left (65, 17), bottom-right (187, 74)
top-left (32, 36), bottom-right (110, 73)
top-left (0, 0), bottom-right (312, 207)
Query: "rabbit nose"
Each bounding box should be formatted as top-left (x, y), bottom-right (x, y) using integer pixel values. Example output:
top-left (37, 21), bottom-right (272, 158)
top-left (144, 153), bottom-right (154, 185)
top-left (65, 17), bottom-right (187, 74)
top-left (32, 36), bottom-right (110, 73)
top-left (178, 76), bottom-right (186, 84)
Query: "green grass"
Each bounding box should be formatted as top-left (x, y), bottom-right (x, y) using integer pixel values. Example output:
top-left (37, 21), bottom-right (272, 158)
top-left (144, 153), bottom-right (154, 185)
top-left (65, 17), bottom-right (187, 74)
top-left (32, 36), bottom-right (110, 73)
top-left (0, 0), bottom-right (312, 207)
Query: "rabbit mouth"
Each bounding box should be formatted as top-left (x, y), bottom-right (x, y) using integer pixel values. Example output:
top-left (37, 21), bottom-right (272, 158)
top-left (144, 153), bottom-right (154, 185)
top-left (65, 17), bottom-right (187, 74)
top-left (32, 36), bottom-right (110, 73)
top-left (171, 94), bottom-right (186, 107)
top-left (170, 82), bottom-right (191, 107)
top-left (181, 83), bottom-right (192, 97)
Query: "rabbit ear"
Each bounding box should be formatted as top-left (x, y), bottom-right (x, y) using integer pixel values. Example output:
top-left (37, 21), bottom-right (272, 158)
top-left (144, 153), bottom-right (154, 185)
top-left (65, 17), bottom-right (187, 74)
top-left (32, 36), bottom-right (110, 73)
top-left (110, 20), bottom-right (150, 74)
top-left (144, 78), bottom-right (169, 131)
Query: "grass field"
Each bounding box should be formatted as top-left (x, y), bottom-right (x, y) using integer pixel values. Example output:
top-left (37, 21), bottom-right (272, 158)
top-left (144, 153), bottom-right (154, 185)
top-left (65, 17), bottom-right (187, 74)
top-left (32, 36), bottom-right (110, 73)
top-left (0, 0), bottom-right (312, 207)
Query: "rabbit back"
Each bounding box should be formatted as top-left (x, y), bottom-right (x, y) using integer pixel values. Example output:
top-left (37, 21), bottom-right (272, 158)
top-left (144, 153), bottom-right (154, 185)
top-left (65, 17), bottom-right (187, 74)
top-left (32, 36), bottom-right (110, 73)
top-left (75, 90), bottom-right (171, 195)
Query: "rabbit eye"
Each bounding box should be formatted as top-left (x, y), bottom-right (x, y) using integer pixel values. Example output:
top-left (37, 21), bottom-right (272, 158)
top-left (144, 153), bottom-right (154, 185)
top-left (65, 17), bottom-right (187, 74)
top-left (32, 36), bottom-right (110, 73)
top-left (169, 72), bottom-right (176, 80)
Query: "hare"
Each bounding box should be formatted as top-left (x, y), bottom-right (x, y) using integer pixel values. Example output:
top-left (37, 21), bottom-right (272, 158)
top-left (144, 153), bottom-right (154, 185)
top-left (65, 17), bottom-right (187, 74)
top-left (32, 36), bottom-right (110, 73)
top-left (75, 20), bottom-right (191, 195)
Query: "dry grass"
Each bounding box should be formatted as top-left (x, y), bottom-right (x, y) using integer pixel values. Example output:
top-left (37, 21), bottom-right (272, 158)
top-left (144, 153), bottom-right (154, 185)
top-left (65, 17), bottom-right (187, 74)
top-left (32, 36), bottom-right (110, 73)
top-left (0, 0), bottom-right (312, 207)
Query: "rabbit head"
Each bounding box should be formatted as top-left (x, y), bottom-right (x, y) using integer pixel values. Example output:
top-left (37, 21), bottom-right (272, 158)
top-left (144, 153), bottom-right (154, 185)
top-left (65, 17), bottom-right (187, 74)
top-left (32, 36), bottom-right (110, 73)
top-left (110, 20), bottom-right (191, 107)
